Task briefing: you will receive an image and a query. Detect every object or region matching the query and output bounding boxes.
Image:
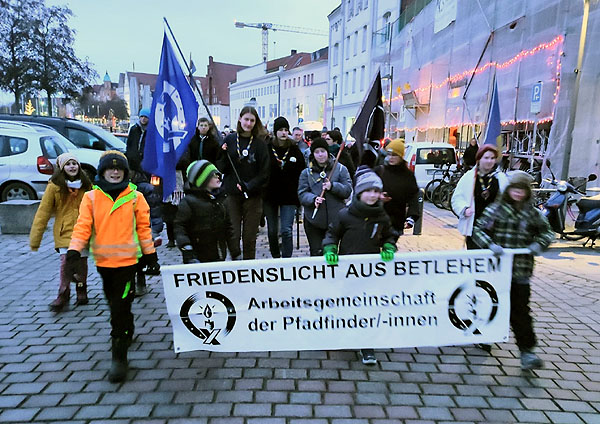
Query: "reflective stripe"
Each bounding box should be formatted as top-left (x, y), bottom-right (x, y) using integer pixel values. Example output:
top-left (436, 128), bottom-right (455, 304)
top-left (122, 280), bottom-right (131, 299)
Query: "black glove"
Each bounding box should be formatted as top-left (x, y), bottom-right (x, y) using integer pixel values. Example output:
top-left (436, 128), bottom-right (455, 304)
top-left (181, 248), bottom-right (200, 264)
top-left (141, 251), bottom-right (160, 275)
top-left (64, 250), bottom-right (81, 282)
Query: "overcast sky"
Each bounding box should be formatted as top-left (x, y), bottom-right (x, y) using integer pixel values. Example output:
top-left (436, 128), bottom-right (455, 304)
top-left (47, 0), bottom-right (340, 84)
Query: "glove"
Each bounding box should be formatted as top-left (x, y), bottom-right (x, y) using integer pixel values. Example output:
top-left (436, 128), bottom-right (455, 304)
top-left (181, 248), bottom-right (200, 264)
top-left (323, 244), bottom-right (338, 265)
top-left (489, 244), bottom-right (504, 257)
top-left (64, 250), bottom-right (82, 282)
top-left (141, 251), bottom-right (160, 275)
top-left (527, 242), bottom-right (543, 256)
top-left (380, 242), bottom-right (396, 262)
top-left (404, 217), bottom-right (415, 230)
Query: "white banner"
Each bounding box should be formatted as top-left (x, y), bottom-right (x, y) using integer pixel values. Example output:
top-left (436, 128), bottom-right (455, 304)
top-left (161, 250), bottom-right (515, 353)
top-left (434, 0), bottom-right (457, 34)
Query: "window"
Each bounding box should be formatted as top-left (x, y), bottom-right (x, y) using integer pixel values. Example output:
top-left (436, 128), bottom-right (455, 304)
top-left (345, 37), bottom-right (350, 59)
top-left (354, 31), bottom-right (358, 56)
top-left (292, 98), bottom-right (296, 115)
top-left (347, 0), bottom-right (353, 19)
top-left (360, 66), bottom-right (365, 91)
top-left (333, 76), bottom-right (338, 97)
top-left (352, 69), bottom-right (357, 93)
top-left (311, 74), bottom-right (314, 84)
top-left (344, 72), bottom-right (349, 95)
top-left (41, 136), bottom-right (69, 159)
top-left (333, 43), bottom-right (339, 66)
top-left (284, 80), bottom-right (287, 89)
top-left (293, 79), bottom-right (296, 88)
top-left (303, 75), bottom-right (307, 86)
top-left (364, 0), bottom-right (368, 8)
top-left (0, 136), bottom-right (28, 157)
top-left (66, 128), bottom-right (100, 150)
top-left (287, 99), bottom-right (291, 116)
top-left (362, 26), bottom-right (368, 52)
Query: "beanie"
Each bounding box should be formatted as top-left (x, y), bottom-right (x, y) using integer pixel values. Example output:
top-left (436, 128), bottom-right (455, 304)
top-left (139, 108), bottom-right (151, 118)
top-left (507, 170), bottom-right (534, 189)
top-left (386, 138), bottom-right (405, 157)
top-left (310, 137), bottom-right (329, 154)
top-left (186, 160), bottom-right (219, 188)
top-left (56, 152), bottom-right (79, 170)
top-left (354, 170), bottom-right (383, 195)
top-left (475, 144), bottom-right (499, 162)
top-left (97, 150), bottom-right (129, 177)
top-left (273, 116), bottom-right (290, 134)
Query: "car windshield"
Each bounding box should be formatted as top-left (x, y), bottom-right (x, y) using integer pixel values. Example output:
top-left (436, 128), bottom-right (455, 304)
top-left (86, 124), bottom-right (126, 151)
top-left (416, 148), bottom-right (456, 165)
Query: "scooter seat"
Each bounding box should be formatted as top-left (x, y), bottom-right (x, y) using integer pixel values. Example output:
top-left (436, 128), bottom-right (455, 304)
top-left (577, 196), bottom-right (600, 212)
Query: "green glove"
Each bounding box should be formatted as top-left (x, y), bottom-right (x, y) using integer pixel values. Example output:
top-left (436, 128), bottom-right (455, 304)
top-left (323, 244), bottom-right (339, 265)
top-left (380, 242), bottom-right (396, 262)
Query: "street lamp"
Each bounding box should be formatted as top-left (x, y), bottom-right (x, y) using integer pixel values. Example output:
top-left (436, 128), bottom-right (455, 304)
top-left (381, 67), bottom-right (394, 136)
top-left (327, 96), bottom-right (334, 129)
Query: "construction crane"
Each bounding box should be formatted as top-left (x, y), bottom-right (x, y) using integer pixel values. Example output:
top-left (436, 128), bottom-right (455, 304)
top-left (234, 21), bottom-right (328, 63)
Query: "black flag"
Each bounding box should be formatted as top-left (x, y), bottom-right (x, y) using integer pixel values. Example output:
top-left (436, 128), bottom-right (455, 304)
top-left (349, 70), bottom-right (385, 161)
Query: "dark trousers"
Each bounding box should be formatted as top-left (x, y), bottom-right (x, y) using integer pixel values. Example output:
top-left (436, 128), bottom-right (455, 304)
top-left (227, 195), bottom-right (263, 260)
top-left (304, 219), bottom-right (327, 257)
top-left (97, 265), bottom-right (137, 339)
top-left (465, 236), bottom-right (479, 250)
top-left (511, 278), bottom-right (536, 352)
top-left (263, 201), bottom-right (297, 258)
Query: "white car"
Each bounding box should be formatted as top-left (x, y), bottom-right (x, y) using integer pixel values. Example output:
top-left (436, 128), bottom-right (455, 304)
top-left (0, 121), bottom-right (102, 201)
top-left (403, 142), bottom-right (458, 188)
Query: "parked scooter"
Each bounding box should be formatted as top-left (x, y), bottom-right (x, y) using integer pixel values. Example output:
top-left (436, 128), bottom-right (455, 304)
top-left (538, 160), bottom-right (599, 247)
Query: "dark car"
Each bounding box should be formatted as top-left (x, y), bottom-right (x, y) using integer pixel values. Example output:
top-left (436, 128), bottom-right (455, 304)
top-left (0, 114), bottom-right (126, 152)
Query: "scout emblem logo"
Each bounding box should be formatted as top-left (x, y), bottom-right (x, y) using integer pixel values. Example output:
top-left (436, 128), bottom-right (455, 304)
top-left (179, 291), bottom-right (236, 345)
top-left (154, 80), bottom-right (188, 153)
top-left (448, 280), bottom-right (498, 335)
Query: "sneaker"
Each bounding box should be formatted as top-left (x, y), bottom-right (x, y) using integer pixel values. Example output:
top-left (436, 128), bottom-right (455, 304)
top-left (166, 240), bottom-right (176, 248)
top-left (360, 349), bottom-right (377, 365)
top-left (521, 351), bottom-right (544, 370)
top-left (477, 343), bottom-right (492, 353)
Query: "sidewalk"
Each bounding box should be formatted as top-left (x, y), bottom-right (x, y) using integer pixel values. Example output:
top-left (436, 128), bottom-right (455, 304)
top-left (0, 203), bottom-right (598, 424)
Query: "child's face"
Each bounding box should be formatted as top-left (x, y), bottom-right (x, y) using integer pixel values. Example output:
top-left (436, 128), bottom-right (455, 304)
top-left (359, 189), bottom-right (381, 205)
top-left (63, 159), bottom-right (79, 178)
top-left (239, 113), bottom-right (256, 133)
top-left (313, 148), bottom-right (329, 165)
top-left (387, 153), bottom-right (401, 165)
top-left (197, 121), bottom-right (210, 135)
top-left (478, 151), bottom-right (497, 174)
top-left (276, 128), bottom-right (289, 141)
top-left (507, 187), bottom-right (527, 203)
top-left (103, 167), bottom-right (125, 184)
top-left (206, 173), bottom-right (222, 190)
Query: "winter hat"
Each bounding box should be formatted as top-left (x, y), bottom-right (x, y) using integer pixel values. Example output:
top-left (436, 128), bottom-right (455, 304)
top-left (386, 138), bottom-right (406, 157)
top-left (507, 170), bottom-right (534, 189)
top-left (97, 150), bottom-right (129, 177)
top-left (186, 160), bottom-right (219, 189)
top-left (310, 137), bottom-right (329, 154)
top-left (354, 170), bottom-right (383, 195)
top-left (475, 144), bottom-right (499, 162)
top-left (139, 108), bottom-right (151, 118)
top-left (56, 152), bottom-right (79, 170)
top-left (273, 116), bottom-right (290, 134)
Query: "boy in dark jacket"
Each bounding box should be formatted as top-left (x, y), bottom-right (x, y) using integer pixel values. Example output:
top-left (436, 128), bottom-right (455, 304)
top-left (174, 160), bottom-right (240, 263)
top-left (472, 171), bottom-right (554, 370)
top-left (322, 170), bottom-right (398, 365)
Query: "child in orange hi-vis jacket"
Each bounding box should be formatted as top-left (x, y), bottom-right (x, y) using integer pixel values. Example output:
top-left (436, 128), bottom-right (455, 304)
top-left (66, 150), bottom-right (159, 383)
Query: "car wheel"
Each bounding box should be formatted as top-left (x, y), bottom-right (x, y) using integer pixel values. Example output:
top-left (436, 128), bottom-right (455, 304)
top-left (1, 182), bottom-right (37, 202)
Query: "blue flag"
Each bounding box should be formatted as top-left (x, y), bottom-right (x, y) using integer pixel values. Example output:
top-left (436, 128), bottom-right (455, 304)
top-left (482, 76), bottom-right (501, 148)
top-left (142, 33), bottom-right (198, 200)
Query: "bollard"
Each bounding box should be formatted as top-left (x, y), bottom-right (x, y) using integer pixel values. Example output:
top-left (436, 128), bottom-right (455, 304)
top-left (0, 199), bottom-right (40, 234)
top-left (413, 188), bottom-right (425, 235)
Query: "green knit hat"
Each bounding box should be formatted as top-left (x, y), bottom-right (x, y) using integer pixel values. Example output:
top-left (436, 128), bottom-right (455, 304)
top-left (186, 160), bottom-right (219, 188)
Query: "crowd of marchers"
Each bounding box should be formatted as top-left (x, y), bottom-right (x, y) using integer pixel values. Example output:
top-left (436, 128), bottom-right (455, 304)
top-left (28, 106), bottom-right (554, 383)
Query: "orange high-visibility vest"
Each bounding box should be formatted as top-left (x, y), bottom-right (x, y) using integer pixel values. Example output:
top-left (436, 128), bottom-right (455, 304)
top-left (69, 183), bottom-right (155, 268)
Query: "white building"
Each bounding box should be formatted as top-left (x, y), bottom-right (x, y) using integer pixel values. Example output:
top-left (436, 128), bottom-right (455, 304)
top-left (327, 0), bottom-right (376, 137)
top-left (229, 49), bottom-right (329, 131)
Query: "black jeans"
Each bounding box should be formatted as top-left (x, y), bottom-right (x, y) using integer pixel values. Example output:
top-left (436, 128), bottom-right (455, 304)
top-left (226, 195), bottom-right (263, 260)
top-left (97, 265), bottom-right (137, 339)
top-left (304, 219), bottom-right (327, 257)
top-left (511, 278), bottom-right (536, 352)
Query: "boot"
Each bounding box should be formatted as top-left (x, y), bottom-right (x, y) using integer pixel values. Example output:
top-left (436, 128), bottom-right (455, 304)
top-left (49, 255), bottom-right (71, 312)
top-left (108, 337), bottom-right (129, 383)
top-left (134, 268), bottom-right (147, 297)
top-left (74, 258), bottom-right (89, 306)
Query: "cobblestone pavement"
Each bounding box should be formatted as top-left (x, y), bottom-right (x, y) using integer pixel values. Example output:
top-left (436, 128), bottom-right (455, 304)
top-left (0, 203), bottom-right (598, 424)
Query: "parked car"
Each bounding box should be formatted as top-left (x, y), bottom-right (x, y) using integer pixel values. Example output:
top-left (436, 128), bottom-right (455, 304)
top-left (403, 142), bottom-right (458, 188)
top-left (0, 114), bottom-right (126, 152)
top-left (0, 121), bottom-right (102, 201)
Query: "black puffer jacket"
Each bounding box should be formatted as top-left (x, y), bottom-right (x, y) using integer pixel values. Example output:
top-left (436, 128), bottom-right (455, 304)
top-left (173, 187), bottom-right (240, 262)
top-left (216, 133), bottom-right (270, 198)
top-left (179, 131), bottom-right (222, 171)
top-left (322, 196), bottom-right (398, 255)
top-left (375, 163), bottom-right (419, 231)
top-left (265, 142), bottom-right (305, 206)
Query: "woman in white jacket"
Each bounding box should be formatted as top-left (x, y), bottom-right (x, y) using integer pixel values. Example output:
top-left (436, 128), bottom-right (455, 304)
top-left (451, 144), bottom-right (508, 248)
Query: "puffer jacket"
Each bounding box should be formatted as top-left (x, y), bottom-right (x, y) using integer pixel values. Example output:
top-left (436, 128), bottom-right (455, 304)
top-left (69, 183), bottom-right (155, 268)
top-left (297, 158), bottom-right (352, 230)
top-left (30, 182), bottom-right (87, 250)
